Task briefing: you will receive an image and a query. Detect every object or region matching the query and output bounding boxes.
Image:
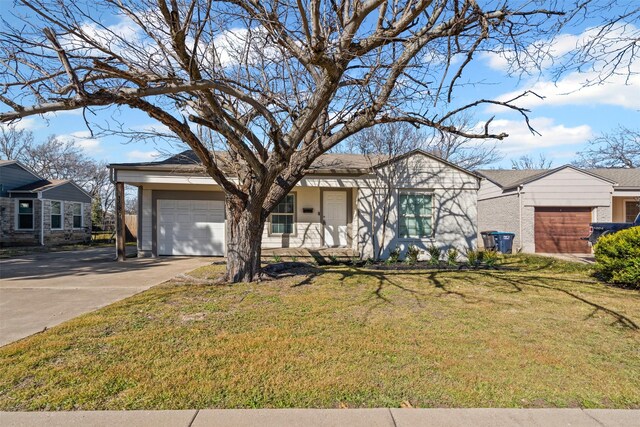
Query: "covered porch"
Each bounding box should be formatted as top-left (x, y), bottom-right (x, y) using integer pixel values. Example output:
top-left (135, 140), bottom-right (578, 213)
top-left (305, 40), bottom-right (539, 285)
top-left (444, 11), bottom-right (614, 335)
top-left (261, 247), bottom-right (358, 263)
top-left (612, 195), bottom-right (640, 223)
top-left (112, 179), bottom-right (361, 260)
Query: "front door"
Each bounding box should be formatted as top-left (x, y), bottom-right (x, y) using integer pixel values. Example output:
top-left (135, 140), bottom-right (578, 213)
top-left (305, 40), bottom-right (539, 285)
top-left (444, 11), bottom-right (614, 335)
top-left (323, 191), bottom-right (348, 247)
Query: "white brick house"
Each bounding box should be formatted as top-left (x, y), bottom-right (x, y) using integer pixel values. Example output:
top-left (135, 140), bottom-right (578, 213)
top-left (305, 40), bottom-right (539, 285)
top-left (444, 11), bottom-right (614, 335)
top-left (109, 149), bottom-right (480, 259)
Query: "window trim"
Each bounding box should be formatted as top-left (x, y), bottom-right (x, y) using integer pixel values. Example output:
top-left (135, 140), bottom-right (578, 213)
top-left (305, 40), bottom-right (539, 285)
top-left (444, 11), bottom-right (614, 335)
top-left (269, 192), bottom-right (297, 236)
top-left (71, 202), bottom-right (83, 229)
top-left (16, 199), bottom-right (35, 231)
top-left (397, 190), bottom-right (435, 240)
top-left (623, 198), bottom-right (640, 223)
top-left (50, 200), bottom-right (64, 230)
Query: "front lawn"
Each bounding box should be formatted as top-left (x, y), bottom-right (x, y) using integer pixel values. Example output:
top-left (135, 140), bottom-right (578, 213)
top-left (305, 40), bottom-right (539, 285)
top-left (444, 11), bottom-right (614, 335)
top-left (1, 255), bottom-right (638, 410)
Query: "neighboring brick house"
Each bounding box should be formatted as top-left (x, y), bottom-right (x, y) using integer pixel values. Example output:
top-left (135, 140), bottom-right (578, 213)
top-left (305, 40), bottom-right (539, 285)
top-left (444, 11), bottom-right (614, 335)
top-left (0, 160), bottom-right (92, 247)
top-left (476, 166), bottom-right (640, 254)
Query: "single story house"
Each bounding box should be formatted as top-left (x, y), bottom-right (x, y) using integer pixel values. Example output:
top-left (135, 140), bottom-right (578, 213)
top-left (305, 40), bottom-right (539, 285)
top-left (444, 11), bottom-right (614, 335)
top-left (476, 166), bottom-right (640, 254)
top-left (0, 160), bottom-right (92, 247)
top-left (109, 149), bottom-right (480, 259)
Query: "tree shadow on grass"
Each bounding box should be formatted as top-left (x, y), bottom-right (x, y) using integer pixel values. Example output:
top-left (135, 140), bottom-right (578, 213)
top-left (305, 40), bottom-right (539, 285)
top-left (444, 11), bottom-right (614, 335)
top-left (480, 270), bottom-right (639, 330)
top-left (286, 262), bottom-right (638, 331)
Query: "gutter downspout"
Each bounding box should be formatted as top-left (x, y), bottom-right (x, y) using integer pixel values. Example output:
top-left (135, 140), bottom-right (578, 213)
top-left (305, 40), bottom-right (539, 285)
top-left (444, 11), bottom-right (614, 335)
top-left (39, 193), bottom-right (44, 246)
top-left (517, 185), bottom-right (523, 252)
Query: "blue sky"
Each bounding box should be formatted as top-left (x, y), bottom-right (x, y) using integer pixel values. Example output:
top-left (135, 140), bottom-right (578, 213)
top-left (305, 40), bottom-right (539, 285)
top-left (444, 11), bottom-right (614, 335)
top-left (1, 3), bottom-right (638, 169)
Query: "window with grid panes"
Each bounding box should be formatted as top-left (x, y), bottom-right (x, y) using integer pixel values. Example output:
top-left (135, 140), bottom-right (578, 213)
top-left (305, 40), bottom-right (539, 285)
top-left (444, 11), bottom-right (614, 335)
top-left (398, 192), bottom-right (433, 238)
top-left (271, 194), bottom-right (295, 234)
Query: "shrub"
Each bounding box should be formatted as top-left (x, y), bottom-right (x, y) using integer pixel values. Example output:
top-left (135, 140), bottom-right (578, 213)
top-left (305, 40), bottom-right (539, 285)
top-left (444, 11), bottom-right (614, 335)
top-left (446, 248), bottom-right (459, 266)
top-left (386, 246), bottom-right (401, 264)
top-left (482, 250), bottom-right (498, 268)
top-left (427, 245), bottom-right (441, 266)
top-left (465, 249), bottom-right (479, 267)
top-left (594, 227), bottom-right (640, 286)
top-left (273, 254), bottom-right (282, 263)
top-left (404, 245), bottom-right (420, 265)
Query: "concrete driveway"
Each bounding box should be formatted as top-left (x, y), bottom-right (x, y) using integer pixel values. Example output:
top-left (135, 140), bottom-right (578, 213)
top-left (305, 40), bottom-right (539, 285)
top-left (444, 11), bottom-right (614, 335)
top-left (0, 247), bottom-right (214, 346)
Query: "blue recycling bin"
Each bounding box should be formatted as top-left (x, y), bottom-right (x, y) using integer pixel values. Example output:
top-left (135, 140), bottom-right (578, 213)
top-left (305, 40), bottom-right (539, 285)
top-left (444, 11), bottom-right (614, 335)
top-left (491, 232), bottom-right (515, 254)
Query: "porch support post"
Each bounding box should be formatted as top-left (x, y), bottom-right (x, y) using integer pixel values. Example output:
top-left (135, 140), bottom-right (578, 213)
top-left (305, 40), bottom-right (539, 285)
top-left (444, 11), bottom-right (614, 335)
top-left (115, 181), bottom-right (126, 261)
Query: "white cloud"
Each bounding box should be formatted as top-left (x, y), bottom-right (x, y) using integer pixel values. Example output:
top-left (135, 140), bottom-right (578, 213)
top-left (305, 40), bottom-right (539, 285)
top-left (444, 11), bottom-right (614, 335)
top-left (477, 117), bottom-right (593, 156)
top-left (487, 70), bottom-right (640, 112)
top-left (198, 26), bottom-right (283, 68)
top-left (0, 118), bottom-right (40, 131)
top-left (484, 23), bottom-right (640, 111)
top-left (57, 130), bottom-right (102, 154)
top-left (126, 150), bottom-right (160, 162)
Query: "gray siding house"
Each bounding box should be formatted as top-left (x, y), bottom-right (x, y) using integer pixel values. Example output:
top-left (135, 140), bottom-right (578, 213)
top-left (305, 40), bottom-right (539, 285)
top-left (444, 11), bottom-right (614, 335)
top-left (109, 149), bottom-right (480, 259)
top-left (476, 166), bottom-right (640, 254)
top-left (0, 160), bottom-right (92, 247)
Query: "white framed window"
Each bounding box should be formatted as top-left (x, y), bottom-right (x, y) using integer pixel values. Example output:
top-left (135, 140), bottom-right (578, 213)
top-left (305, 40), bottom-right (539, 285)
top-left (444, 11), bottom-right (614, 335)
top-left (51, 201), bottom-right (63, 230)
top-left (398, 191), bottom-right (433, 239)
top-left (71, 202), bottom-right (83, 229)
top-left (17, 199), bottom-right (34, 230)
top-left (270, 194), bottom-right (295, 234)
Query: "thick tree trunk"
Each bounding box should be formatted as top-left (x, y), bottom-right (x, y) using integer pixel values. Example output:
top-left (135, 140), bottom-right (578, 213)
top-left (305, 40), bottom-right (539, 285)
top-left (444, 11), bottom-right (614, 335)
top-left (223, 197), bottom-right (265, 283)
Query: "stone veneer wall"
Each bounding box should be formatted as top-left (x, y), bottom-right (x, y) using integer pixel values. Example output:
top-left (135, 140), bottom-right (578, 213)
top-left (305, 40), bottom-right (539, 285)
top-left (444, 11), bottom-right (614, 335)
top-left (0, 197), bottom-right (42, 246)
top-left (0, 198), bottom-right (91, 247)
top-left (42, 200), bottom-right (92, 246)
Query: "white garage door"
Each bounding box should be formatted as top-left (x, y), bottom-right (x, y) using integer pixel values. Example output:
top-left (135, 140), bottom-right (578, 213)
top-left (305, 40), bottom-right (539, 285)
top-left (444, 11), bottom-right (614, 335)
top-left (157, 199), bottom-right (225, 256)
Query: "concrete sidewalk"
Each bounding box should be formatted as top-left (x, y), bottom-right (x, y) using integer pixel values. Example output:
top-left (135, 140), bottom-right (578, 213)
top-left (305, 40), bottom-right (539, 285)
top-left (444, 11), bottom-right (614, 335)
top-left (1, 408), bottom-right (638, 426)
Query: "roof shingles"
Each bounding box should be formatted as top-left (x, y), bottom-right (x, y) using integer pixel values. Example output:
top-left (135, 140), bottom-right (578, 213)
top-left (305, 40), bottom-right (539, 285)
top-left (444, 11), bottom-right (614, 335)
top-left (477, 167), bottom-right (640, 189)
top-left (9, 179), bottom-right (68, 193)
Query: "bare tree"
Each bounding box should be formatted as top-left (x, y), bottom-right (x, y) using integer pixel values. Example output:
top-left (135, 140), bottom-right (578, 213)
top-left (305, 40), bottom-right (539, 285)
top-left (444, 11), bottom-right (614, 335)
top-left (0, 0), bottom-right (567, 282)
top-left (554, 2), bottom-right (639, 85)
top-left (575, 126), bottom-right (639, 168)
top-left (511, 154), bottom-right (553, 170)
top-left (21, 135), bottom-right (96, 183)
top-left (0, 127), bottom-right (115, 222)
top-left (0, 126), bottom-right (33, 160)
top-left (423, 115), bottom-right (503, 169)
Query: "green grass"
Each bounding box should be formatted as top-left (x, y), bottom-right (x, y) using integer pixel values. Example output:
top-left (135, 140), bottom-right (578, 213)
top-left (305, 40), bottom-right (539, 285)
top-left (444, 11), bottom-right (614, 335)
top-left (1, 255), bottom-right (638, 410)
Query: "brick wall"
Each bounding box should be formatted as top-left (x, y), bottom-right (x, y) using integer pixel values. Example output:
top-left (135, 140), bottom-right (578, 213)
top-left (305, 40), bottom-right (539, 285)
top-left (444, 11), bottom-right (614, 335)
top-left (477, 193), bottom-right (523, 250)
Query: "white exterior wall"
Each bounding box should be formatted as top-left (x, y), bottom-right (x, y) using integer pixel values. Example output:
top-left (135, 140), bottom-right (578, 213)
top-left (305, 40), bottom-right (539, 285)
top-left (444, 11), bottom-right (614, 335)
top-left (357, 154), bottom-right (479, 260)
top-left (130, 153), bottom-right (479, 258)
top-left (521, 168), bottom-right (613, 207)
top-left (478, 179), bottom-right (506, 200)
top-left (261, 186), bottom-right (324, 249)
top-left (139, 188), bottom-right (153, 256)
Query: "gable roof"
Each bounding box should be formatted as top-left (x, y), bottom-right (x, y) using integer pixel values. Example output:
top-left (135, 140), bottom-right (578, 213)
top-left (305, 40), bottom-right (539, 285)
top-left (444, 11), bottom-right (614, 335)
top-left (0, 159), bottom-right (43, 181)
top-left (589, 168), bottom-right (640, 189)
top-left (8, 179), bottom-right (92, 199)
top-left (373, 149), bottom-right (480, 179)
top-left (9, 179), bottom-right (69, 193)
top-left (110, 148), bottom-right (477, 177)
top-left (110, 150), bottom-right (380, 173)
top-left (477, 165), bottom-right (629, 190)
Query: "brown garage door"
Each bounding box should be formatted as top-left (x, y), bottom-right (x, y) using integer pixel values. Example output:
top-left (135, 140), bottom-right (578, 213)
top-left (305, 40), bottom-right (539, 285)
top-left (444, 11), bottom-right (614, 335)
top-left (534, 207), bottom-right (592, 253)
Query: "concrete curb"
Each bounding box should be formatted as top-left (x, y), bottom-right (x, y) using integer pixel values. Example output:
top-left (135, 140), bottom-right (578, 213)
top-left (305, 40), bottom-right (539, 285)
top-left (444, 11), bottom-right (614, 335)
top-left (1, 408), bottom-right (639, 427)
